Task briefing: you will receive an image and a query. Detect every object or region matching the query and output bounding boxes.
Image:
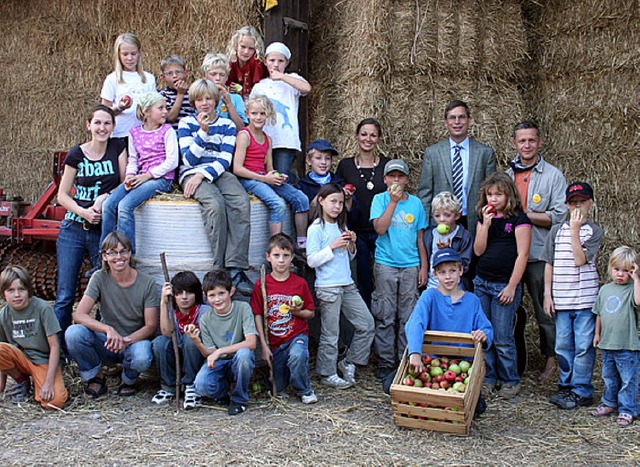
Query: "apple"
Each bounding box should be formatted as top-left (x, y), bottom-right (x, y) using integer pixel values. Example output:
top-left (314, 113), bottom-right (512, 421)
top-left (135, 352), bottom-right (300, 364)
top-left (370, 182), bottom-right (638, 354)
top-left (460, 372), bottom-right (468, 380)
top-left (436, 223), bottom-right (450, 235)
top-left (431, 382), bottom-right (440, 390)
top-left (455, 376), bottom-right (463, 383)
top-left (486, 204), bottom-right (496, 214)
top-left (291, 295), bottom-right (303, 307)
top-left (430, 358), bottom-right (440, 368)
top-left (419, 372), bottom-right (431, 384)
top-left (440, 380), bottom-right (450, 389)
top-left (233, 83), bottom-right (243, 93)
top-left (403, 377), bottom-right (415, 386)
top-left (444, 370), bottom-right (457, 382)
top-left (450, 360), bottom-right (460, 366)
top-left (464, 377), bottom-right (470, 385)
top-left (423, 382), bottom-right (432, 388)
top-left (422, 355), bottom-right (433, 366)
top-left (273, 171), bottom-right (281, 177)
top-left (440, 362), bottom-right (449, 369)
top-left (448, 364), bottom-right (461, 375)
top-left (407, 365), bottom-right (420, 377)
top-left (251, 382), bottom-right (263, 392)
top-left (452, 382), bottom-right (464, 392)
top-left (459, 360), bottom-right (471, 373)
top-left (413, 378), bottom-right (423, 388)
top-left (430, 366), bottom-right (443, 377)
top-left (434, 375), bottom-right (444, 383)
top-left (440, 357), bottom-right (450, 366)
top-left (344, 183), bottom-right (356, 195)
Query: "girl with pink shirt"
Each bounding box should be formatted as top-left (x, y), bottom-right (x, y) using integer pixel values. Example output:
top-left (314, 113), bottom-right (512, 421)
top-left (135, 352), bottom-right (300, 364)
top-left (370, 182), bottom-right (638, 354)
top-left (101, 92), bottom-right (179, 252)
top-left (233, 95), bottom-right (309, 248)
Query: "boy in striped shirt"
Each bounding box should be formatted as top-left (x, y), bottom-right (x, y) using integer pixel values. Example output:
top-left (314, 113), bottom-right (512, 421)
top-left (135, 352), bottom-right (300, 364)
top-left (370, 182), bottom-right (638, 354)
top-left (542, 182), bottom-right (603, 409)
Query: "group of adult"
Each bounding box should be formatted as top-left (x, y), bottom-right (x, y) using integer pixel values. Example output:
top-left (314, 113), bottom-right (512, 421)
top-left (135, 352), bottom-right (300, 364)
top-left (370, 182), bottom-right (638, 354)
top-left (337, 100), bottom-right (567, 380)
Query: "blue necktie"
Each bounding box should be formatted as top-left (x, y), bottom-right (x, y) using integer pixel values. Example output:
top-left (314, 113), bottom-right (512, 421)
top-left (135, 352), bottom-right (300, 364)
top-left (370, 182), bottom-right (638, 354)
top-left (452, 145), bottom-right (463, 202)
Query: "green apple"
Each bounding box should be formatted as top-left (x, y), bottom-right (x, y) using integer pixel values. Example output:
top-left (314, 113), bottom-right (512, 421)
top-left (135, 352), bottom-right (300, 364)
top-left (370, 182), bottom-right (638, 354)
top-left (291, 295), bottom-right (303, 307)
top-left (436, 223), bottom-right (450, 235)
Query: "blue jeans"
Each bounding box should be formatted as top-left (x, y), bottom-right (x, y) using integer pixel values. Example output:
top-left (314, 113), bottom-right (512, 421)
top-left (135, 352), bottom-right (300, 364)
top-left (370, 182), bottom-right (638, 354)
top-left (194, 348), bottom-right (255, 405)
top-left (101, 177), bottom-right (173, 253)
top-left (239, 178), bottom-right (309, 223)
top-left (152, 333), bottom-right (205, 392)
top-left (474, 276), bottom-right (522, 386)
top-left (601, 349), bottom-right (640, 417)
top-left (54, 219), bottom-right (102, 357)
top-left (65, 324), bottom-right (153, 385)
top-left (555, 309), bottom-right (596, 398)
top-left (271, 148), bottom-right (298, 184)
top-left (272, 334), bottom-right (312, 396)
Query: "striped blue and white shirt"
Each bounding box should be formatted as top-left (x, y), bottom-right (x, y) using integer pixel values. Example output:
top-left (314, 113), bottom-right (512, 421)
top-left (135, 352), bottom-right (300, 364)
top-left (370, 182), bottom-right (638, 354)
top-left (177, 114), bottom-right (236, 183)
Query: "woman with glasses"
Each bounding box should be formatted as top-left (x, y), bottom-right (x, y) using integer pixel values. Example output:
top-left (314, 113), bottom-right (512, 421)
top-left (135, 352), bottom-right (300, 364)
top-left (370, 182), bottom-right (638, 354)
top-left (65, 232), bottom-right (159, 398)
top-left (54, 104), bottom-right (127, 359)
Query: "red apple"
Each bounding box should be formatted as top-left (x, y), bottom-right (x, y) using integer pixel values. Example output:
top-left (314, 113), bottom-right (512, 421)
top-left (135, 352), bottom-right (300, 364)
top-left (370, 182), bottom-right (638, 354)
top-left (444, 370), bottom-right (457, 382)
top-left (486, 204), bottom-right (496, 214)
top-left (422, 355), bottom-right (433, 366)
top-left (455, 376), bottom-right (463, 383)
top-left (403, 377), bottom-right (415, 386)
top-left (419, 372), bottom-right (431, 383)
top-left (450, 360), bottom-right (460, 366)
top-left (434, 375), bottom-right (444, 383)
top-left (344, 183), bottom-right (356, 195)
top-left (440, 357), bottom-right (450, 365)
top-left (431, 382), bottom-right (440, 390)
top-left (440, 380), bottom-right (450, 389)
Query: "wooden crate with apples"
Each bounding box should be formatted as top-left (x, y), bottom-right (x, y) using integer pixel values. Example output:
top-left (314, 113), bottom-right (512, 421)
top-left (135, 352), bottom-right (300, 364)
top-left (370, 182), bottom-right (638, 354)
top-left (390, 330), bottom-right (485, 435)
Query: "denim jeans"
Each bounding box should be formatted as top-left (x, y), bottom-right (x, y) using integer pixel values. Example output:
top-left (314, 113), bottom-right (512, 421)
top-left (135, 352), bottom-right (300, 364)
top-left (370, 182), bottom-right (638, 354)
top-left (271, 148), bottom-right (298, 184)
top-left (601, 349), bottom-right (640, 417)
top-left (65, 324), bottom-right (153, 385)
top-left (239, 178), bottom-right (309, 223)
top-left (181, 172), bottom-right (250, 270)
top-left (101, 177), bottom-right (172, 253)
top-left (371, 264), bottom-right (419, 368)
top-left (272, 334), bottom-right (312, 395)
top-left (152, 333), bottom-right (205, 392)
top-left (54, 219), bottom-right (102, 357)
top-left (315, 283), bottom-right (374, 376)
top-left (194, 348), bottom-right (255, 405)
top-left (474, 276), bottom-right (522, 386)
top-left (555, 309), bottom-right (596, 398)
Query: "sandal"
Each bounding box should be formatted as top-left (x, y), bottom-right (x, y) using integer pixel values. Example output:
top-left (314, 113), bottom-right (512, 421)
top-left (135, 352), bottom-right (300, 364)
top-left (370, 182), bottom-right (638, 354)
top-left (151, 389), bottom-right (175, 405)
top-left (617, 413), bottom-right (634, 427)
top-left (591, 404), bottom-right (617, 417)
top-left (114, 382), bottom-right (136, 397)
top-left (84, 376), bottom-right (108, 399)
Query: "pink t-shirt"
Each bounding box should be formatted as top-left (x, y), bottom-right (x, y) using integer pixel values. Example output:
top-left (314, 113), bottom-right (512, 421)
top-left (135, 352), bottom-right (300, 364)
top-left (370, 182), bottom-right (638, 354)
top-left (240, 128), bottom-right (270, 174)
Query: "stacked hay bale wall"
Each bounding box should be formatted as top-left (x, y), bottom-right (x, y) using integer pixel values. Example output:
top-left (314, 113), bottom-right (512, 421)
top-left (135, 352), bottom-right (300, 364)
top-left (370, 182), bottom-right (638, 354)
top-left (525, 0), bottom-right (640, 267)
top-left (0, 0), bottom-right (258, 202)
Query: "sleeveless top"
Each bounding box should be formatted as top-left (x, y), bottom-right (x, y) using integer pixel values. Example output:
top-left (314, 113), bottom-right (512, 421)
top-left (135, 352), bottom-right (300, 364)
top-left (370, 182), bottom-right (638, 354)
top-left (240, 128), bottom-right (270, 174)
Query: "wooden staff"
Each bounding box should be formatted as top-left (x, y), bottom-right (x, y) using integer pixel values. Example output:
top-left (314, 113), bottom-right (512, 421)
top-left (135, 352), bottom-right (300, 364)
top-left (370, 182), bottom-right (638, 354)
top-left (261, 264), bottom-right (277, 397)
top-left (160, 253), bottom-right (181, 411)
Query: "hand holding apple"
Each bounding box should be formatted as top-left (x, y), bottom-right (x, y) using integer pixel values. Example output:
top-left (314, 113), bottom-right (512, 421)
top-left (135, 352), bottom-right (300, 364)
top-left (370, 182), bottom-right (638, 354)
top-left (409, 353), bottom-right (424, 374)
top-left (118, 95), bottom-right (133, 111)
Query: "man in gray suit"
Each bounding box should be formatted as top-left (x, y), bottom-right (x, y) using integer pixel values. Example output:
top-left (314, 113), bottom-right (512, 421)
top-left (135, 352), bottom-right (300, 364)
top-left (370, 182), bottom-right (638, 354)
top-left (418, 100), bottom-right (497, 238)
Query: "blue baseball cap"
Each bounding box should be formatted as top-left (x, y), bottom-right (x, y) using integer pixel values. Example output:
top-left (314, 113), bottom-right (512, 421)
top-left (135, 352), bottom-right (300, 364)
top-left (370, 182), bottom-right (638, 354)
top-left (431, 248), bottom-right (462, 268)
top-left (307, 139), bottom-right (338, 156)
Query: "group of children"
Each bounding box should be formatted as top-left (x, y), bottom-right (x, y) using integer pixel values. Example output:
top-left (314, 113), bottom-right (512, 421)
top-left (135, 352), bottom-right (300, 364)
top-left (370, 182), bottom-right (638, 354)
top-left (1, 25), bottom-right (638, 429)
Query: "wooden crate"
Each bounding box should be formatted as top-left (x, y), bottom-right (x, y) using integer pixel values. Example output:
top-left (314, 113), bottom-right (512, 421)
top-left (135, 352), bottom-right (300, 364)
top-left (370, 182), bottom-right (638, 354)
top-left (390, 331), bottom-right (485, 435)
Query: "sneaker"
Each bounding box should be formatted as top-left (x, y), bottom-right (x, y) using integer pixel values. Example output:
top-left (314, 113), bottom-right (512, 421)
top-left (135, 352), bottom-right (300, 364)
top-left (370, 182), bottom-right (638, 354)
top-left (549, 388), bottom-right (571, 406)
top-left (301, 391), bottom-right (318, 404)
top-left (498, 383), bottom-right (521, 399)
top-left (338, 359), bottom-right (356, 384)
top-left (556, 392), bottom-right (593, 410)
top-left (230, 270), bottom-right (254, 296)
top-left (481, 382), bottom-right (495, 396)
top-left (320, 374), bottom-right (353, 389)
top-left (183, 384), bottom-right (202, 410)
top-left (228, 401), bottom-right (247, 415)
top-left (151, 389), bottom-right (176, 405)
top-left (5, 379), bottom-right (30, 403)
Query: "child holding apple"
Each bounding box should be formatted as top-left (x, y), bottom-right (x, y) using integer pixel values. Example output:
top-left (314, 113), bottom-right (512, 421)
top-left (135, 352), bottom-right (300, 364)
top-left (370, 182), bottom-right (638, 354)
top-left (590, 246), bottom-right (640, 427)
top-left (158, 55), bottom-right (195, 130)
top-left (541, 182), bottom-right (603, 410)
top-left (249, 234), bottom-right (317, 404)
top-left (423, 191), bottom-right (473, 291)
top-left (370, 160), bottom-right (428, 379)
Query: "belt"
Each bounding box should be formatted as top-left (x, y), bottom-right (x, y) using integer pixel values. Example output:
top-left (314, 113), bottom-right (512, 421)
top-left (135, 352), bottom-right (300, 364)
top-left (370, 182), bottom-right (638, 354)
top-left (74, 219), bottom-right (101, 231)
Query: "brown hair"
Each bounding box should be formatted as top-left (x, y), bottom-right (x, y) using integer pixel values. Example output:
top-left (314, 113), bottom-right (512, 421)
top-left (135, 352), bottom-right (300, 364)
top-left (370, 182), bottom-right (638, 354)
top-left (101, 231), bottom-right (135, 270)
top-left (476, 172), bottom-right (523, 219)
top-left (0, 265), bottom-right (34, 298)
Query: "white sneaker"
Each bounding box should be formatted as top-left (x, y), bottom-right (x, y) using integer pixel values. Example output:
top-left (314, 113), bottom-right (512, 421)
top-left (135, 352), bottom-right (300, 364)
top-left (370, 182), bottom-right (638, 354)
top-left (151, 389), bottom-right (175, 405)
top-left (183, 384), bottom-right (202, 410)
top-left (320, 374), bottom-right (353, 389)
top-left (338, 359), bottom-right (357, 384)
top-left (301, 390), bottom-right (318, 404)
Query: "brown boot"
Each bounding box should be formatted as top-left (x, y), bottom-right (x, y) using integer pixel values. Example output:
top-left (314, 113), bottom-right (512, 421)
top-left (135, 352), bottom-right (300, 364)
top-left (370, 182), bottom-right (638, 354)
top-left (537, 356), bottom-right (556, 382)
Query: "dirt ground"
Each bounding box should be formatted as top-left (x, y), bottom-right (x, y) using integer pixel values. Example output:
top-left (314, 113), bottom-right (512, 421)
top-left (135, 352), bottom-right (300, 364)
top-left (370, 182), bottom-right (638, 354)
top-left (1, 352), bottom-right (639, 466)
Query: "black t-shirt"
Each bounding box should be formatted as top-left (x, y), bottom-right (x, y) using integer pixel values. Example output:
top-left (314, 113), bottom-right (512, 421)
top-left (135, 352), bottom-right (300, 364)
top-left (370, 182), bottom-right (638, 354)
top-left (63, 139), bottom-right (125, 223)
top-left (335, 155), bottom-right (390, 232)
top-left (476, 212), bottom-right (532, 283)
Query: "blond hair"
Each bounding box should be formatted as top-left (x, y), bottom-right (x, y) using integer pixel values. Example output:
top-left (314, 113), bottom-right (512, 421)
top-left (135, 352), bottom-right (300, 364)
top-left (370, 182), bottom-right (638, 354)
top-left (432, 191), bottom-right (462, 215)
top-left (0, 265), bottom-right (33, 298)
top-left (135, 92), bottom-right (166, 122)
top-left (227, 26), bottom-right (265, 62)
top-left (608, 245), bottom-right (638, 275)
top-left (245, 95), bottom-right (277, 125)
top-left (201, 53), bottom-right (230, 75)
top-left (188, 79), bottom-right (220, 107)
top-left (113, 32), bottom-right (147, 84)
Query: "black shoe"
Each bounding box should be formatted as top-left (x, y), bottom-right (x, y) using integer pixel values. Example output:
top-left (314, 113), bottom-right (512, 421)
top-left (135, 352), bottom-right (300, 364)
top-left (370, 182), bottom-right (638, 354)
top-left (228, 401), bottom-right (247, 415)
top-left (549, 388), bottom-right (571, 406)
top-left (556, 392), bottom-right (593, 410)
top-left (376, 366), bottom-right (395, 380)
top-left (213, 395), bottom-right (231, 407)
top-left (474, 395), bottom-right (487, 418)
top-left (230, 270), bottom-right (254, 296)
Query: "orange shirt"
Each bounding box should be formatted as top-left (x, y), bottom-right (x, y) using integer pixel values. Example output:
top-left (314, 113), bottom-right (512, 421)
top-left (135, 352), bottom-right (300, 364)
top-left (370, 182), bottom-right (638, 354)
top-left (514, 170), bottom-right (532, 212)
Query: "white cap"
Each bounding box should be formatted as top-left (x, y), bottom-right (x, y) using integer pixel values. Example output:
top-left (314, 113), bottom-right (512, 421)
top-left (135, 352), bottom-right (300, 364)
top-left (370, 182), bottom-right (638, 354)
top-left (265, 42), bottom-right (291, 60)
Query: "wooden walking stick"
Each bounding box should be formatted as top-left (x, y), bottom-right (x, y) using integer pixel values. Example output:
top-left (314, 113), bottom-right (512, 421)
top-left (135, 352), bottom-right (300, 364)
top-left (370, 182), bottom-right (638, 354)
top-left (261, 264), bottom-right (277, 397)
top-left (160, 253), bottom-right (181, 411)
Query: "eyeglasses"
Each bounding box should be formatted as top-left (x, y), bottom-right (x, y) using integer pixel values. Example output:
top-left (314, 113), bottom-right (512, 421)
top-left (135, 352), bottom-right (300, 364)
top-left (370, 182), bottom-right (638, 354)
top-left (104, 248), bottom-right (131, 258)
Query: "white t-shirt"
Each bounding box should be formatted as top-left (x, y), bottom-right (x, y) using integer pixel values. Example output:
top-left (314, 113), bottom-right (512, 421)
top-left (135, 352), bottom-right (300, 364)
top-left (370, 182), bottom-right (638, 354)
top-left (101, 70), bottom-right (157, 138)
top-left (250, 73), bottom-right (307, 151)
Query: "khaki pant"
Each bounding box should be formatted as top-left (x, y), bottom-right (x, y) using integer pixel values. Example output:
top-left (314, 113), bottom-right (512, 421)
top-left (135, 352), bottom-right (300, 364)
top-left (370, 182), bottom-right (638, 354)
top-left (0, 342), bottom-right (68, 409)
